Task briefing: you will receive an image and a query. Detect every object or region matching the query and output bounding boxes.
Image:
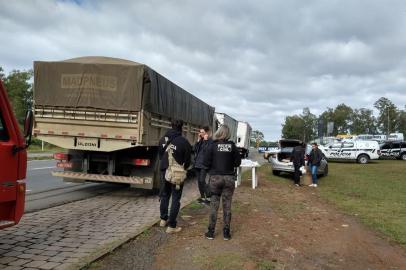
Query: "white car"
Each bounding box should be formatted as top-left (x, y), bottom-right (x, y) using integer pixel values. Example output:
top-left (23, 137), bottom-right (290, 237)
top-left (264, 139), bottom-right (328, 176)
top-left (319, 140), bottom-right (380, 164)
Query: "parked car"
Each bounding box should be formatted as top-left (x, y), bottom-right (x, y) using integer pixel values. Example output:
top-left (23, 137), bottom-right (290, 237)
top-left (264, 139), bottom-right (328, 176)
top-left (319, 140), bottom-right (380, 164)
top-left (387, 133), bottom-right (404, 141)
top-left (380, 141), bottom-right (406, 160)
top-left (258, 146), bottom-right (268, 153)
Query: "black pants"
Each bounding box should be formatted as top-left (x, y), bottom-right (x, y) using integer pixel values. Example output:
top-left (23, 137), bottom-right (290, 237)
top-left (293, 165), bottom-right (301, 185)
top-left (208, 175), bottom-right (235, 231)
top-left (195, 168), bottom-right (208, 198)
top-left (159, 170), bottom-right (183, 228)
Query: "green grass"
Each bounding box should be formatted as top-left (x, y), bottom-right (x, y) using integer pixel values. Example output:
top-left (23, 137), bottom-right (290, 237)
top-left (28, 144), bottom-right (63, 153)
top-left (318, 160), bottom-right (406, 245)
top-left (193, 253), bottom-right (245, 270)
top-left (192, 253), bottom-right (278, 270)
top-left (257, 259), bottom-right (276, 270)
top-left (187, 201), bottom-right (205, 210)
top-left (140, 228), bottom-right (151, 237)
top-left (260, 160), bottom-right (406, 245)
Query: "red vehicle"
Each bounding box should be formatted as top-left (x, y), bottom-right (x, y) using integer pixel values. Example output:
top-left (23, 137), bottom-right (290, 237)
top-left (0, 80), bottom-right (33, 229)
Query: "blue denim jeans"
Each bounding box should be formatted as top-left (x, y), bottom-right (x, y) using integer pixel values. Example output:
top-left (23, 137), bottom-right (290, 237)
top-left (159, 170), bottom-right (184, 228)
top-left (311, 165), bottom-right (318, 184)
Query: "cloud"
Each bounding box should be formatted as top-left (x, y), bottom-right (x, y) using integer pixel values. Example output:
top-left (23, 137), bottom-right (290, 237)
top-left (1, 0), bottom-right (406, 140)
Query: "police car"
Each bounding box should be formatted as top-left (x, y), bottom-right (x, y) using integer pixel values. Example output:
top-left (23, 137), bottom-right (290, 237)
top-left (319, 140), bottom-right (380, 164)
top-left (380, 141), bottom-right (406, 160)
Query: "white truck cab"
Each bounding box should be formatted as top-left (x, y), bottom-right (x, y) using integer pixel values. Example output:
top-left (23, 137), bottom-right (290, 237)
top-left (236, 121), bottom-right (252, 158)
top-left (319, 140), bottom-right (380, 164)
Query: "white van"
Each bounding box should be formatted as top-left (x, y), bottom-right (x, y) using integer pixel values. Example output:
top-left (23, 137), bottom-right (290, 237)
top-left (388, 133), bottom-right (404, 141)
top-left (319, 140), bottom-right (381, 164)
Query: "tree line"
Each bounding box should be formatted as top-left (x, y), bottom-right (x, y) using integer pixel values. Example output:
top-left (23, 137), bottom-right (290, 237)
top-left (0, 67), bottom-right (33, 126)
top-left (282, 98), bottom-right (406, 142)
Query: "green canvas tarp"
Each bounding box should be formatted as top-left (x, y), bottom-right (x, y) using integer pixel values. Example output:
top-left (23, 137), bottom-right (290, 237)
top-left (34, 56), bottom-right (214, 126)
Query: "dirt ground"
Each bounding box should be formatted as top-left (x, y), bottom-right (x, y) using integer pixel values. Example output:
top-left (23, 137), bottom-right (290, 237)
top-left (90, 168), bottom-right (406, 270)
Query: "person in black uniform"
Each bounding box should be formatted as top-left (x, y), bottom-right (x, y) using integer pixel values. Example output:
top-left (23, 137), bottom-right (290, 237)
top-left (158, 119), bottom-right (192, 233)
top-left (291, 143), bottom-right (305, 187)
top-left (193, 126), bottom-right (212, 204)
top-left (203, 125), bottom-right (241, 240)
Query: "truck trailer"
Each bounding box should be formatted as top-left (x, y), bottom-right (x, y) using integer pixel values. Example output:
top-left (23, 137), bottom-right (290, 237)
top-left (213, 112), bottom-right (238, 143)
top-left (33, 56), bottom-right (214, 190)
top-left (236, 121), bottom-right (252, 158)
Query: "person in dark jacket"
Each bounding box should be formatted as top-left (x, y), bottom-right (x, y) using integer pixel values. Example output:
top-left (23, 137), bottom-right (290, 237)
top-left (193, 126), bottom-right (212, 204)
top-left (308, 143), bottom-right (323, 187)
top-left (291, 143), bottom-right (305, 186)
top-left (203, 125), bottom-right (241, 240)
top-left (158, 119), bottom-right (192, 233)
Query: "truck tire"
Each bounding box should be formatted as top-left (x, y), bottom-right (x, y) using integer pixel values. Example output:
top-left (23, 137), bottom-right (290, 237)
top-left (400, 152), bottom-right (406, 161)
top-left (272, 170), bottom-right (280, 176)
top-left (357, 154), bottom-right (370, 164)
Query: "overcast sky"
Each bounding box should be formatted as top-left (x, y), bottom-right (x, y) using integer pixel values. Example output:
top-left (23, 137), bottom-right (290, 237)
top-left (1, 0), bottom-right (406, 140)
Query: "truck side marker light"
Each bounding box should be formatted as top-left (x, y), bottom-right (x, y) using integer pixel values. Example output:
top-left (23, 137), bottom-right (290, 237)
top-left (133, 159), bottom-right (150, 166)
top-left (54, 152), bottom-right (70, 161)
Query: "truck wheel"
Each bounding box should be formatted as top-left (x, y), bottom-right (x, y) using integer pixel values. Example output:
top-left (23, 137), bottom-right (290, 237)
top-left (357, 154), bottom-right (369, 164)
top-left (400, 153), bottom-right (406, 161)
top-left (272, 170), bottom-right (280, 176)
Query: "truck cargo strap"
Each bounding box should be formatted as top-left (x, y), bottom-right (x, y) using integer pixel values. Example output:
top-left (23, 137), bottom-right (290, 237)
top-left (51, 171), bottom-right (153, 185)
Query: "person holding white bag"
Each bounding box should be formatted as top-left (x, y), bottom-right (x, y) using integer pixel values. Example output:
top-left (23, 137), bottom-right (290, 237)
top-left (158, 119), bottom-right (192, 233)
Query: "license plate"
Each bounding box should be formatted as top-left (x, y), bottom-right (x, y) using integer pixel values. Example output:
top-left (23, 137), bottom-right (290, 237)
top-left (76, 137), bottom-right (99, 149)
top-left (57, 162), bottom-right (73, 169)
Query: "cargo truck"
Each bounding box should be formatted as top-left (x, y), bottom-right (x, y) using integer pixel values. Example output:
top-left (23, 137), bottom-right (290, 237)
top-left (236, 121), bottom-right (252, 158)
top-left (0, 80), bottom-right (33, 229)
top-left (213, 112), bottom-right (238, 143)
top-left (33, 57), bottom-right (214, 190)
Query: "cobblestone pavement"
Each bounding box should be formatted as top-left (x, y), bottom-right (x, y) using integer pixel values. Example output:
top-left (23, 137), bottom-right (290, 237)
top-left (0, 179), bottom-right (199, 270)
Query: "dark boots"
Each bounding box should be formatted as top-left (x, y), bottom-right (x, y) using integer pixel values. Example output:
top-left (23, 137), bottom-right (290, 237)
top-left (223, 227), bottom-right (231, 240)
top-left (205, 227), bottom-right (231, 240)
top-left (205, 228), bottom-right (214, 240)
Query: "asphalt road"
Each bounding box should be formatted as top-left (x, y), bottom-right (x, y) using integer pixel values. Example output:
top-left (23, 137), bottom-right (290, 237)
top-left (25, 160), bottom-right (123, 213)
top-left (27, 159), bottom-right (64, 192)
